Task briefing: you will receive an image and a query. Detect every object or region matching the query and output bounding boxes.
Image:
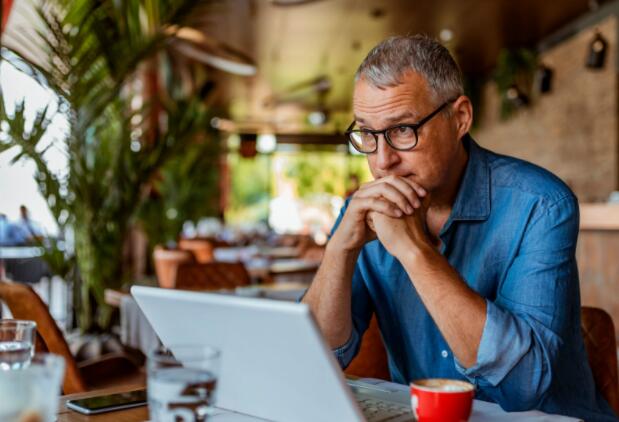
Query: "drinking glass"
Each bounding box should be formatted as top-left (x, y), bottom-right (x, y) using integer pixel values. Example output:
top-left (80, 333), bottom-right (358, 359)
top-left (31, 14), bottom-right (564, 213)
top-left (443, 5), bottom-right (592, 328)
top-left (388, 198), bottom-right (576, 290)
top-left (0, 319), bottom-right (36, 370)
top-left (148, 345), bottom-right (221, 422)
top-left (0, 353), bottom-right (65, 422)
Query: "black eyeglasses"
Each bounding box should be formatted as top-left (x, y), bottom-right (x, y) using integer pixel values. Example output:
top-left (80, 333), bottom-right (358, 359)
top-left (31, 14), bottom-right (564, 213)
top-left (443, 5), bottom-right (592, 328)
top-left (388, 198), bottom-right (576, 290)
top-left (345, 99), bottom-right (455, 154)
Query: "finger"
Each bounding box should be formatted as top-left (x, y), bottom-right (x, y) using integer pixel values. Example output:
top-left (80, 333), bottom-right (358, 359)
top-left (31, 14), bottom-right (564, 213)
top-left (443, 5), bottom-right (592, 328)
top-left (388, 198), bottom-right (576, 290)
top-left (366, 212), bottom-right (376, 232)
top-left (382, 176), bottom-right (424, 208)
top-left (354, 197), bottom-right (404, 218)
top-left (355, 183), bottom-right (417, 214)
top-left (399, 177), bottom-right (427, 198)
top-left (366, 176), bottom-right (423, 209)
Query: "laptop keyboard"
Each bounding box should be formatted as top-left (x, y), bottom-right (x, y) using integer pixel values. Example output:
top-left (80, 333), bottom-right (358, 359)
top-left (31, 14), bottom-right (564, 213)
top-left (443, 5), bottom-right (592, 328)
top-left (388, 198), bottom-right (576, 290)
top-left (356, 397), bottom-right (413, 422)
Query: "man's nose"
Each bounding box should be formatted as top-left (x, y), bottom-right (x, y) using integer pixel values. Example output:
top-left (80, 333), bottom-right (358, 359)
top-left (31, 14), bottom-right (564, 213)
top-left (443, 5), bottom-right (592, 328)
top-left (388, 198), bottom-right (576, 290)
top-left (374, 135), bottom-right (400, 170)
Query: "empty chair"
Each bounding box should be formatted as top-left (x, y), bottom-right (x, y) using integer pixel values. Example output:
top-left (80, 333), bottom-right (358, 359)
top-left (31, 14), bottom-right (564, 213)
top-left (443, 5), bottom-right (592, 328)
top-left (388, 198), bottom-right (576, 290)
top-left (344, 314), bottom-right (391, 381)
top-left (175, 261), bottom-right (251, 291)
top-left (178, 238), bottom-right (215, 263)
top-left (0, 280), bottom-right (143, 394)
top-left (153, 245), bottom-right (195, 288)
top-left (581, 306), bottom-right (619, 415)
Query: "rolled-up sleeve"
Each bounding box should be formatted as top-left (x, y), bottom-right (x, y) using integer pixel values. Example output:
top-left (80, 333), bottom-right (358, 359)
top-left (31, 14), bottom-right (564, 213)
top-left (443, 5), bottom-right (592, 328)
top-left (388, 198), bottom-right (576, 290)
top-left (333, 324), bottom-right (361, 367)
top-left (454, 195), bottom-right (579, 411)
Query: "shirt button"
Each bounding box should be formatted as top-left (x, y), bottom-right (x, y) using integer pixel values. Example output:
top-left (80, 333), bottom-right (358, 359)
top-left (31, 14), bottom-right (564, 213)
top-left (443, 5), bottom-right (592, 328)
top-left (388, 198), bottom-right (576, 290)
top-left (441, 350), bottom-right (449, 358)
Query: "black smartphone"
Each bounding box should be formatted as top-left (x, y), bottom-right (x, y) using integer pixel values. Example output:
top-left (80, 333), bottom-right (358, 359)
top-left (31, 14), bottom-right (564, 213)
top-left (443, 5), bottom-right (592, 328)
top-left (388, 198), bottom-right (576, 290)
top-left (65, 389), bottom-right (147, 415)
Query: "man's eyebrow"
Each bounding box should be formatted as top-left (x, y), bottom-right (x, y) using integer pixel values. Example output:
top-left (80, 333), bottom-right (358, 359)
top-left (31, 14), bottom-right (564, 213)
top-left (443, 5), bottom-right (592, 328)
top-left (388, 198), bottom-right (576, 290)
top-left (353, 111), bottom-right (418, 127)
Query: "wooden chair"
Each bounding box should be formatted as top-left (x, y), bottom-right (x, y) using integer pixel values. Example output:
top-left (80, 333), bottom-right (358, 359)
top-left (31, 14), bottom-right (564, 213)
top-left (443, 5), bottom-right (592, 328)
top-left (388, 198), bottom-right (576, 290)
top-left (345, 307), bottom-right (619, 409)
top-left (153, 245), bottom-right (195, 288)
top-left (0, 280), bottom-right (143, 394)
top-left (178, 238), bottom-right (215, 264)
top-left (345, 315), bottom-right (391, 380)
top-left (175, 261), bottom-right (251, 291)
top-left (581, 306), bottom-right (619, 415)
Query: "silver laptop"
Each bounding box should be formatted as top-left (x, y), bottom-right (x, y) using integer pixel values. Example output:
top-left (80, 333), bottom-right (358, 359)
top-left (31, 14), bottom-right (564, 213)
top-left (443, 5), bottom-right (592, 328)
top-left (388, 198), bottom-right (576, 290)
top-left (132, 286), bottom-right (413, 422)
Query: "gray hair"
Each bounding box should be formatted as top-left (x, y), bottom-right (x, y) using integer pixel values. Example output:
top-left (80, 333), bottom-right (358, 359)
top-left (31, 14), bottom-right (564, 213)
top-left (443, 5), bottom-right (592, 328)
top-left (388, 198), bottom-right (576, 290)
top-left (355, 35), bottom-right (464, 103)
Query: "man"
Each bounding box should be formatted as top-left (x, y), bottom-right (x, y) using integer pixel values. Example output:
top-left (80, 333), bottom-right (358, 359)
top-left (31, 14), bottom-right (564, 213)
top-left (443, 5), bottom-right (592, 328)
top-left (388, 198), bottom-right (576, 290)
top-left (12, 205), bottom-right (44, 244)
top-left (0, 213), bottom-right (11, 246)
top-left (0, 213), bottom-right (22, 246)
top-left (302, 35), bottom-right (617, 421)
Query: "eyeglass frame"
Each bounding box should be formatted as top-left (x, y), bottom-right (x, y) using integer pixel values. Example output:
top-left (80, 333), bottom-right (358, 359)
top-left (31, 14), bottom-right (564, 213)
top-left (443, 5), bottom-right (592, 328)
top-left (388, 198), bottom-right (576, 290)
top-left (345, 98), bottom-right (457, 154)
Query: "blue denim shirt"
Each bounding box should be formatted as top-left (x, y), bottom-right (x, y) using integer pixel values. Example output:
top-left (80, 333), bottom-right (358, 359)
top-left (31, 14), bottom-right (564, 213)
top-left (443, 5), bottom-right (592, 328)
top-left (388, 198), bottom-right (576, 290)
top-left (332, 135), bottom-right (618, 421)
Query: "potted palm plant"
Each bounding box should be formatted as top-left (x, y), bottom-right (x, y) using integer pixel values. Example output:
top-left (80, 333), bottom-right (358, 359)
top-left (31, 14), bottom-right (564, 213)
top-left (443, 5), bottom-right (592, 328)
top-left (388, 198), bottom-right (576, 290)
top-left (0, 0), bottom-right (222, 332)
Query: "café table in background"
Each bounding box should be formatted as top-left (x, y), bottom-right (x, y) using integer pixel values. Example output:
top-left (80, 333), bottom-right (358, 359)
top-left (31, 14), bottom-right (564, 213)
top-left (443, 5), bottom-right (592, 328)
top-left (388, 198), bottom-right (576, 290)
top-left (0, 246), bottom-right (54, 317)
top-left (106, 281), bottom-right (311, 356)
top-left (0, 246), bottom-right (49, 283)
top-left (212, 245), bottom-right (319, 283)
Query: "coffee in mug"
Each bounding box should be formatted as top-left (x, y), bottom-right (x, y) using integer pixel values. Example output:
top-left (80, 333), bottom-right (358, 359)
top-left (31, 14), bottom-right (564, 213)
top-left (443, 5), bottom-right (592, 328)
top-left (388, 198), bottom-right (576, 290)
top-left (410, 378), bottom-right (475, 422)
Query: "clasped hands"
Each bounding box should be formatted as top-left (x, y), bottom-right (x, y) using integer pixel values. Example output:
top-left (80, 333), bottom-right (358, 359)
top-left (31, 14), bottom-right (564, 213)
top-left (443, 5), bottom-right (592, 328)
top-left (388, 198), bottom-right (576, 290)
top-left (333, 175), bottom-right (433, 259)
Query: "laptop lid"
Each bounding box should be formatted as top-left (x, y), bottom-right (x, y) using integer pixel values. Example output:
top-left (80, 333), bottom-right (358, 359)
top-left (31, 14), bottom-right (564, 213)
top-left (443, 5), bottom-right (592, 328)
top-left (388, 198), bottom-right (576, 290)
top-left (131, 286), bottom-right (364, 422)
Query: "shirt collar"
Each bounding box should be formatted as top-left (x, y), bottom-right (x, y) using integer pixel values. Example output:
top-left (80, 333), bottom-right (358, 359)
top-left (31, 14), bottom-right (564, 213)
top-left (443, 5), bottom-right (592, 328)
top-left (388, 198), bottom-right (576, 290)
top-left (448, 134), bottom-right (491, 221)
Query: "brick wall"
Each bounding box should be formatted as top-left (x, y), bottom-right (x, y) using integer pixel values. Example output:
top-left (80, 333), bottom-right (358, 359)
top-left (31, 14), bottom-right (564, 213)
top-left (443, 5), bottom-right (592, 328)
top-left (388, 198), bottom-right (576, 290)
top-left (472, 16), bottom-right (618, 202)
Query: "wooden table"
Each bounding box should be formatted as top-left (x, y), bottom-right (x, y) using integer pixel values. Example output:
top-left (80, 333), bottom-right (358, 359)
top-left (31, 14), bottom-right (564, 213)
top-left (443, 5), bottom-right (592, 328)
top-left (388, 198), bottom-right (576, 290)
top-left (57, 382), bottom-right (580, 421)
top-left (259, 246), bottom-right (300, 259)
top-left (247, 258), bottom-right (319, 283)
top-left (57, 385), bottom-right (265, 421)
top-left (266, 259), bottom-right (319, 276)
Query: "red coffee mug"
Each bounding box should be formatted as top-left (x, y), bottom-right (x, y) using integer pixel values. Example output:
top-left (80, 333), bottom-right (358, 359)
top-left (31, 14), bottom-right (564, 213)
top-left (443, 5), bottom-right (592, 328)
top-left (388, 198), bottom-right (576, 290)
top-left (410, 378), bottom-right (475, 422)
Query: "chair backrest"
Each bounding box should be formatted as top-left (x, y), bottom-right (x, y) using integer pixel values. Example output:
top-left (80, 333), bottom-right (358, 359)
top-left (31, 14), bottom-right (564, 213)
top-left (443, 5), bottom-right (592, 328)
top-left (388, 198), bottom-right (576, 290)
top-left (175, 262), bottom-right (251, 291)
top-left (153, 246), bottom-right (195, 288)
top-left (344, 314), bottom-right (391, 381)
top-left (178, 238), bottom-right (215, 264)
top-left (0, 280), bottom-right (87, 394)
top-left (581, 306), bottom-right (619, 415)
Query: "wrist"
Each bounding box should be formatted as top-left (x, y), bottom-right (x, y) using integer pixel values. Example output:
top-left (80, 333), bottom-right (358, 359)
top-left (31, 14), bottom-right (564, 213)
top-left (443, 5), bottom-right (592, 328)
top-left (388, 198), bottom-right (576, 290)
top-left (393, 235), bottom-right (437, 265)
top-left (325, 235), bottom-right (361, 261)
top-left (328, 230), bottom-right (362, 255)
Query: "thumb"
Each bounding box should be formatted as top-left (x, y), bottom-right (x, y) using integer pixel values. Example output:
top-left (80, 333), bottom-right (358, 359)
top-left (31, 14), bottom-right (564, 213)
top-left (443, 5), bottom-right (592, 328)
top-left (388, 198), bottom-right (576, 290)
top-left (405, 192), bottom-right (431, 237)
top-left (418, 192), bottom-right (431, 224)
top-left (366, 211), bottom-right (376, 232)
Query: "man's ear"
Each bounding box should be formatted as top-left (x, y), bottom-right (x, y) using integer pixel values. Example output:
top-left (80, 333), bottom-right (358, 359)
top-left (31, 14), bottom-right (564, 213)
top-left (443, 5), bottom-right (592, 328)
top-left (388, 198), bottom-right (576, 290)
top-left (452, 96), bottom-right (473, 139)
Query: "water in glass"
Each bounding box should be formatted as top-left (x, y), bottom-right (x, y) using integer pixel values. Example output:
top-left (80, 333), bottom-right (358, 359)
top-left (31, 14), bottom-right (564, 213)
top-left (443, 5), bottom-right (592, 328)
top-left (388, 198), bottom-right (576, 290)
top-left (148, 346), bottom-right (220, 422)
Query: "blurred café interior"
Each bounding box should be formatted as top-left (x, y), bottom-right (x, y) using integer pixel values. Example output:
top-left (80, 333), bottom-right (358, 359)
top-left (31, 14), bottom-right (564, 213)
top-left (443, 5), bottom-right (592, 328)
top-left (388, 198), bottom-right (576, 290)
top-left (2, 0), bottom-right (619, 420)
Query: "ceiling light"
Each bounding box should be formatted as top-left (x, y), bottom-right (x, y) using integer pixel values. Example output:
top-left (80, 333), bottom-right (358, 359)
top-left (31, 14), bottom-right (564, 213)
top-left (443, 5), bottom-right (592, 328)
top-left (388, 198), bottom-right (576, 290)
top-left (586, 31), bottom-right (608, 69)
top-left (308, 110), bottom-right (327, 126)
top-left (167, 26), bottom-right (257, 76)
top-left (257, 133), bottom-right (277, 154)
top-left (175, 42), bottom-right (257, 76)
top-left (505, 84), bottom-right (529, 107)
top-left (172, 26), bottom-right (207, 44)
top-left (439, 29), bottom-right (453, 43)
